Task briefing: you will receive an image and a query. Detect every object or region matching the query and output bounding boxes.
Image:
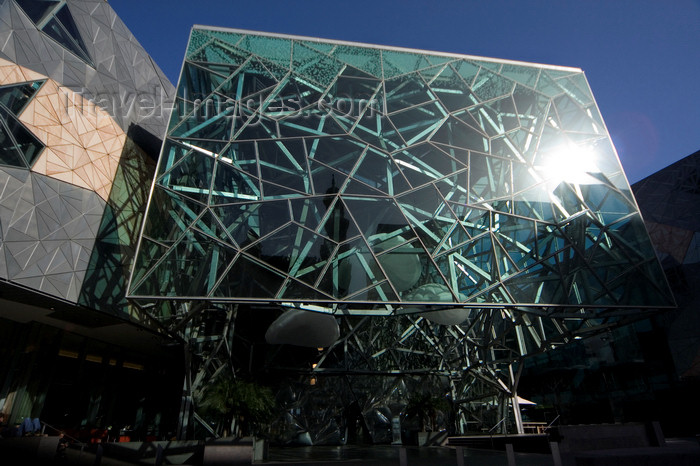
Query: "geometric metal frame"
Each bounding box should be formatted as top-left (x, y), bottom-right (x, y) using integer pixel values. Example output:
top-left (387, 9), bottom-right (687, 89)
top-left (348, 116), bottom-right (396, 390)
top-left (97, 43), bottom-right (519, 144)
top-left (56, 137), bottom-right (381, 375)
top-left (125, 27), bottom-right (675, 441)
top-left (129, 27), bottom-right (673, 317)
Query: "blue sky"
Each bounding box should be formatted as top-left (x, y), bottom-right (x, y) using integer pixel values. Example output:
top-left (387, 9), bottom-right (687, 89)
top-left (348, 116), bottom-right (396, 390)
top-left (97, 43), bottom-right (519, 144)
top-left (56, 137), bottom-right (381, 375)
top-left (110, 0), bottom-right (700, 183)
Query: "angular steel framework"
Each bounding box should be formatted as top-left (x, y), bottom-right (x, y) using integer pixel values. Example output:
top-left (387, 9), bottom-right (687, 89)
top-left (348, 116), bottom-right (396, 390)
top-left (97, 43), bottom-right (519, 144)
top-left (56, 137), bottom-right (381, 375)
top-left (131, 27), bottom-right (669, 313)
top-left (126, 27), bottom-right (673, 441)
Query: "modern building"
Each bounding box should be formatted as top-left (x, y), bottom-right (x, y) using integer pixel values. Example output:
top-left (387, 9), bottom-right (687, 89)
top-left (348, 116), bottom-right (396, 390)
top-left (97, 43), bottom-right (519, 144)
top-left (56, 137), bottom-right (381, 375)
top-left (0, 4), bottom-right (677, 443)
top-left (634, 149), bottom-right (700, 381)
top-left (125, 26), bottom-right (673, 442)
top-left (516, 149), bottom-right (700, 436)
top-left (0, 0), bottom-right (178, 438)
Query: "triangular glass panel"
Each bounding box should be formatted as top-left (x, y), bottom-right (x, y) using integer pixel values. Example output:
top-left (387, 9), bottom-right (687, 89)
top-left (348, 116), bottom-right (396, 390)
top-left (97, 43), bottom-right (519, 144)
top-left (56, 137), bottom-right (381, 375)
top-left (555, 73), bottom-right (593, 106)
top-left (0, 106), bottom-right (43, 167)
top-left (353, 116), bottom-right (404, 151)
top-left (315, 196), bottom-right (360, 241)
top-left (391, 150), bottom-right (441, 189)
top-left (133, 227), bottom-right (237, 297)
top-left (343, 197), bottom-right (409, 242)
top-left (373, 235), bottom-right (423, 292)
top-left (191, 209), bottom-right (234, 246)
top-left (237, 34), bottom-right (292, 70)
top-left (499, 64), bottom-right (540, 88)
top-left (232, 113), bottom-right (280, 142)
top-left (499, 268), bottom-right (543, 304)
top-left (309, 161), bottom-right (350, 198)
top-left (141, 187), bottom-right (206, 243)
top-left (290, 196), bottom-right (331, 231)
top-left (579, 183), bottom-right (635, 225)
top-left (430, 64), bottom-right (475, 112)
top-left (442, 235), bottom-right (497, 297)
top-left (179, 61), bottom-right (230, 101)
top-left (396, 185), bottom-right (452, 250)
top-left (552, 183), bottom-right (588, 219)
top-left (42, 5), bottom-right (93, 66)
top-left (512, 84), bottom-right (550, 127)
top-left (261, 180), bottom-right (307, 199)
top-left (417, 64), bottom-right (448, 84)
top-left (381, 49), bottom-right (432, 78)
top-left (468, 152), bottom-right (512, 204)
top-left (205, 30), bottom-right (245, 48)
top-left (384, 73), bottom-right (433, 113)
top-left (292, 42), bottom-right (344, 88)
top-left (467, 96), bottom-right (519, 137)
top-left (127, 237), bottom-right (169, 295)
top-left (535, 223), bottom-right (568, 262)
top-left (0, 119), bottom-right (30, 168)
top-left (390, 101), bottom-right (445, 145)
top-left (435, 221), bottom-right (472, 256)
top-left (0, 80), bottom-right (44, 115)
top-left (15, 0), bottom-right (59, 23)
top-left (257, 139), bottom-right (309, 193)
top-left (552, 94), bottom-right (593, 133)
top-left (493, 214), bottom-right (538, 271)
top-left (331, 72), bottom-right (381, 113)
top-left (277, 277), bottom-right (334, 301)
top-left (298, 40), bottom-right (335, 55)
top-left (491, 234), bottom-right (520, 280)
top-left (348, 148), bottom-right (397, 194)
top-left (454, 61), bottom-right (481, 86)
top-left (411, 142), bottom-right (467, 179)
top-left (316, 236), bottom-right (384, 299)
top-left (342, 177), bottom-right (388, 197)
top-left (307, 136), bottom-right (364, 173)
top-left (211, 202), bottom-right (265, 247)
top-left (346, 281), bottom-right (399, 303)
top-left (169, 102), bottom-right (233, 140)
top-left (454, 205), bottom-right (491, 238)
top-left (512, 187), bottom-right (554, 223)
top-left (435, 170), bottom-right (469, 206)
top-left (276, 75), bottom-right (326, 114)
top-left (536, 72), bottom-right (564, 98)
top-left (246, 223), bottom-right (329, 286)
top-left (191, 38), bottom-right (247, 66)
top-left (213, 254), bottom-right (286, 298)
top-left (432, 116), bottom-right (489, 152)
top-left (330, 45), bottom-right (382, 78)
top-left (471, 68), bottom-right (513, 102)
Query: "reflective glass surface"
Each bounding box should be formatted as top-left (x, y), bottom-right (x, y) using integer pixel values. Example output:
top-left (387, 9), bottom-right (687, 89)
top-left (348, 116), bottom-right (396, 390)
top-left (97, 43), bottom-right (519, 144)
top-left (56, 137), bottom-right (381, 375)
top-left (0, 81), bottom-right (45, 168)
top-left (0, 81), bottom-right (44, 115)
top-left (130, 28), bottom-right (673, 313)
top-left (15, 1), bottom-right (93, 67)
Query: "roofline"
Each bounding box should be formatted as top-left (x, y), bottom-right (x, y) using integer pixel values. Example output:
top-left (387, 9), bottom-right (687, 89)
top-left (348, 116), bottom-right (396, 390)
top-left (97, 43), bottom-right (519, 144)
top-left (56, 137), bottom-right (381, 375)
top-left (191, 25), bottom-right (583, 73)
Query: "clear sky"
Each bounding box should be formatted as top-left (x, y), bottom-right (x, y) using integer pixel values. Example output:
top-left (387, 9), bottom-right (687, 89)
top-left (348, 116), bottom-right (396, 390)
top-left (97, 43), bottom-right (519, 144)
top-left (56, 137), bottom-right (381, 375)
top-left (110, 0), bottom-right (700, 184)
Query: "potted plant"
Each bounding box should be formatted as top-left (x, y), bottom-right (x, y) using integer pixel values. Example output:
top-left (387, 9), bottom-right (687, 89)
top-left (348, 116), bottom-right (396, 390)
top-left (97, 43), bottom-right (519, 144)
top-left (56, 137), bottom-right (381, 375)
top-left (405, 393), bottom-right (449, 445)
top-left (198, 375), bottom-right (275, 460)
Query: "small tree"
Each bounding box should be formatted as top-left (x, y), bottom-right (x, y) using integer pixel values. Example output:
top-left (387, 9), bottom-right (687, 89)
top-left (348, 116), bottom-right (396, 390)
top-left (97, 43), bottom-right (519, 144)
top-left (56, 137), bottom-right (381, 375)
top-left (199, 375), bottom-right (275, 438)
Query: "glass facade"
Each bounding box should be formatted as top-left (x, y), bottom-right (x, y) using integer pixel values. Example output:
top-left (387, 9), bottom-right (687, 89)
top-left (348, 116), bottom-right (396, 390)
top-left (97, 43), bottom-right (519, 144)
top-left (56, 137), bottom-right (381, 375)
top-left (0, 80), bottom-right (45, 168)
top-left (15, 0), bottom-right (94, 66)
top-left (130, 27), bottom-right (673, 317)
top-left (0, 14), bottom-right (679, 442)
top-left (125, 28), bottom-right (675, 441)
